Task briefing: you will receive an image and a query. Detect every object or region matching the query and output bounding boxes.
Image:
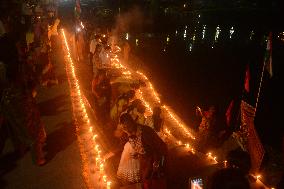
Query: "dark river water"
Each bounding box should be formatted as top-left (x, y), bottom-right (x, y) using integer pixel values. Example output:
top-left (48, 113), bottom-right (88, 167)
top-left (122, 12), bottom-right (283, 147)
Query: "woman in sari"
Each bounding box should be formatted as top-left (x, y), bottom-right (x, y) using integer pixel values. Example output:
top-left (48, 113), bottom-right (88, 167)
top-left (110, 90), bottom-right (135, 123)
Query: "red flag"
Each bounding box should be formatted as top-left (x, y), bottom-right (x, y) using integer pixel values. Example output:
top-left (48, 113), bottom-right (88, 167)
top-left (225, 100), bottom-right (234, 127)
top-left (240, 100), bottom-right (265, 172)
top-left (244, 65), bottom-right (250, 93)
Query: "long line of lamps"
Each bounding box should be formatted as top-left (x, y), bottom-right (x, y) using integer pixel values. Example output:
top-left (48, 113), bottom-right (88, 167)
top-left (110, 44), bottom-right (269, 187)
top-left (62, 26), bottom-right (268, 188)
top-left (61, 29), bottom-right (111, 189)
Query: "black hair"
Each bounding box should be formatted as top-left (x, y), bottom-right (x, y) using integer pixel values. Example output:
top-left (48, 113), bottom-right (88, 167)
top-left (125, 90), bottom-right (135, 99)
top-left (119, 113), bottom-right (137, 133)
top-left (226, 148), bottom-right (251, 174)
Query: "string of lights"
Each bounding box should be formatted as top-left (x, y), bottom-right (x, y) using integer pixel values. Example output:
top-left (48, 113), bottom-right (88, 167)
top-left (61, 26), bottom-right (271, 188)
top-left (110, 48), bottom-right (196, 146)
top-left (108, 46), bottom-right (273, 188)
top-left (61, 29), bottom-right (111, 189)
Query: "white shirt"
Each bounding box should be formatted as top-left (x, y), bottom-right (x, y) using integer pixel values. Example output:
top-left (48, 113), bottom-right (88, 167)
top-left (89, 39), bottom-right (97, 54)
top-left (99, 49), bottom-right (111, 68)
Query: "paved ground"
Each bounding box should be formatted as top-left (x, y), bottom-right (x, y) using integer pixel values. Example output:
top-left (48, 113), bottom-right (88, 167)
top-left (0, 47), bottom-right (86, 189)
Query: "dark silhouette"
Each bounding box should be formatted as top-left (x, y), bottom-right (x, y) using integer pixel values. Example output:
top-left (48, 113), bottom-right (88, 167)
top-left (209, 168), bottom-right (250, 189)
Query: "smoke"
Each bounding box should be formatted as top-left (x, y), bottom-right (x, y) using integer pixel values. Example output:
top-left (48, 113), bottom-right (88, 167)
top-left (112, 6), bottom-right (150, 38)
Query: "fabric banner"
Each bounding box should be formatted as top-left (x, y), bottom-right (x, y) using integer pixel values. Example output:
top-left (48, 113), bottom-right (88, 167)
top-left (240, 100), bottom-right (265, 172)
top-left (244, 65), bottom-right (250, 93)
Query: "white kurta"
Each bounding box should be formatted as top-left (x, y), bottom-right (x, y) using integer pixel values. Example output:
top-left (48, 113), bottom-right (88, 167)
top-left (89, 39), bottom-right (97, 54)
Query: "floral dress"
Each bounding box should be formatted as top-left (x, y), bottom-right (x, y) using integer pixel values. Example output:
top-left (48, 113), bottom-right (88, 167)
top-left (117, 126), bottom-right (145, 185)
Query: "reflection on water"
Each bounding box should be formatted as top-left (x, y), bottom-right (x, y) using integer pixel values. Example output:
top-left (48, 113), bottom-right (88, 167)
top-left (250, 30), bottom-right (255, 40)
top-left (189, 43), bottom-right (193, 52)
top-left (229, 27), bottom-right (234, 39)
top-left (202, 25), bottom-right (206, 39)
top-left (121, 13), bottom-right (282, 129)
top-left (279, 32), bottom-right (284, 41)
top-left (214, 25), bottom-right (221, 42)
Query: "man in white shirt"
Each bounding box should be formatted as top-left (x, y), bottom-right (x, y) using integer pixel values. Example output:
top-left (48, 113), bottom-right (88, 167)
top-left (99, 45), bottom-right (112, 69)
top-left (89, 35), bottom-right (99, 64)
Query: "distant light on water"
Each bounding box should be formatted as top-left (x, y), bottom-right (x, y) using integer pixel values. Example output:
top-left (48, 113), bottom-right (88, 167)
top-left (80, 22), bottom-right (84, 29)
top-left (250, 30), bottom-right (254, 40)
top-left (189, 43), bottom-right (193, 51)
top-left (192, 30), bottom-right (196, 42)
top-left (197, 14), bottom-right (201, 24)
top-left (279, 32), bottom-right (284, 42)
top-left (229, 27), bottom-right (234, 39)
top-left (202, 25), bottom-right (206, 39)
top-left (214, 26), bottom-right (221, 42)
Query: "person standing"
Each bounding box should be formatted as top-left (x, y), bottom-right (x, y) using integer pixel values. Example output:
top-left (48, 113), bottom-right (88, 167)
top-left (99, 45), bottom-right (112, 69)
top-left (48, 18), bottom-right (60, 51)
top-left (0, 10), bottom-right (46, 165)
top-left (116, 113), bottom-right (168, 187)
top-left (92, 70), bottom-right (112, 124)
top-left (196, 105), bottom-right (217, 150)
top-left (123, 41), bottom-right (130, 64)
top-left (92, 43), bottom-right (102, 77)
top-left (89, 34), bottom-right (99, 65)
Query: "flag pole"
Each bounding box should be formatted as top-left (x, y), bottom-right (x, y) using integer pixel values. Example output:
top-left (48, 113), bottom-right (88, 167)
top-left (254, 58), bottom-right (266, 113)
top-left (255, 32), bottom-right (271, 113)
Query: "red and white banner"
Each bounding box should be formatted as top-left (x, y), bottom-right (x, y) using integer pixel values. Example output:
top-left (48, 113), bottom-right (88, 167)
top-left (240, 100), bottom-right (265, 172)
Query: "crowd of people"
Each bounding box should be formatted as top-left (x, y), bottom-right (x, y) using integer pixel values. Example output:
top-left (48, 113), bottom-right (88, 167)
top-left (82, 26), bottom-right (278, 188)
top-left (1, 2), bottom-right (281, 188)
top-left (80, 26), bottom-right (244, 188)
top-left (78, 28), bottom-right (168, 188)
top-left (0, 1), bottom-right (60, 166)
